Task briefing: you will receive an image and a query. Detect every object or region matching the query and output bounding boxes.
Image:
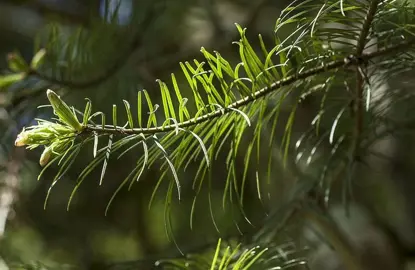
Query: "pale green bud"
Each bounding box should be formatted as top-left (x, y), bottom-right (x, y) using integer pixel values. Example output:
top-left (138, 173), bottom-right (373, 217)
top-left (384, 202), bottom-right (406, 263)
top-left (46, 89), bottom-right (82, 132)
top-left (39, 146), bottom-right (52, 167)
top-left (15, 122), bottom-right (75, 149)
top-left (15, 130), bottom-right (28, 146)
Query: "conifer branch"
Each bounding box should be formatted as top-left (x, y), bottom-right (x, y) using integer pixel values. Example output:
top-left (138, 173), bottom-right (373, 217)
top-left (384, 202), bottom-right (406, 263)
top-left (7, 0), bottom-right (415, 267)
top-left (84, 38), bottom-right (415, 137)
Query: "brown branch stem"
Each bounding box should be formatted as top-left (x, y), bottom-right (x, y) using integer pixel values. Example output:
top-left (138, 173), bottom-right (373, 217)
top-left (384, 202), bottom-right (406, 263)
top-left (352, 0), bottom-right (380, 159)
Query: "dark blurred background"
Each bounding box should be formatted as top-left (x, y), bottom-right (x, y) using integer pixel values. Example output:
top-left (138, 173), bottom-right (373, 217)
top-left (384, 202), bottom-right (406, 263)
top-left (1, 0), bottom-right (415, 269)
top-left (0, 1), bottom-right (283, 268)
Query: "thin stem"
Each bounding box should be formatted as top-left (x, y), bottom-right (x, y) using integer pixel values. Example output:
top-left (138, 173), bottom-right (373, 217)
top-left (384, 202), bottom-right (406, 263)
top-left (353, 67), bottom-right (364, 160)
top-left (351, 0), bottom-right (380, 160)
top-left (354, 0), bottom-right (380, 144)
top-left (356, 0), bottom-right (380, 55)
top-left (84, 38), bottom-right (415, 136)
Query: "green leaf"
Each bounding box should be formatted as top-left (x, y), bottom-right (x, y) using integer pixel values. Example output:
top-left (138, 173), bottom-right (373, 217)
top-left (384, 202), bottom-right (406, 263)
top-left (143, 89), bottom-right (157, 128)
top-left (137, 90), bottom-right (142, 128)
top-left (82, 98), bottom-right (92, 126)
top-left (123, 100), bottom-right (134, 128)
top-left (210, 238), bottom-right (222, 270)
top-left (99, 134), bottom-right (113, 185)
top-left (30, 48), bottom-right (46, 69)
top-left (153, 135), bottom-right (181, 201)
top-left (171, 73), bottom-right (190, 122)
top-left (112, 104), bottom-right (118, 127)
top-left (0, 73), bottom-right (25, 90)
